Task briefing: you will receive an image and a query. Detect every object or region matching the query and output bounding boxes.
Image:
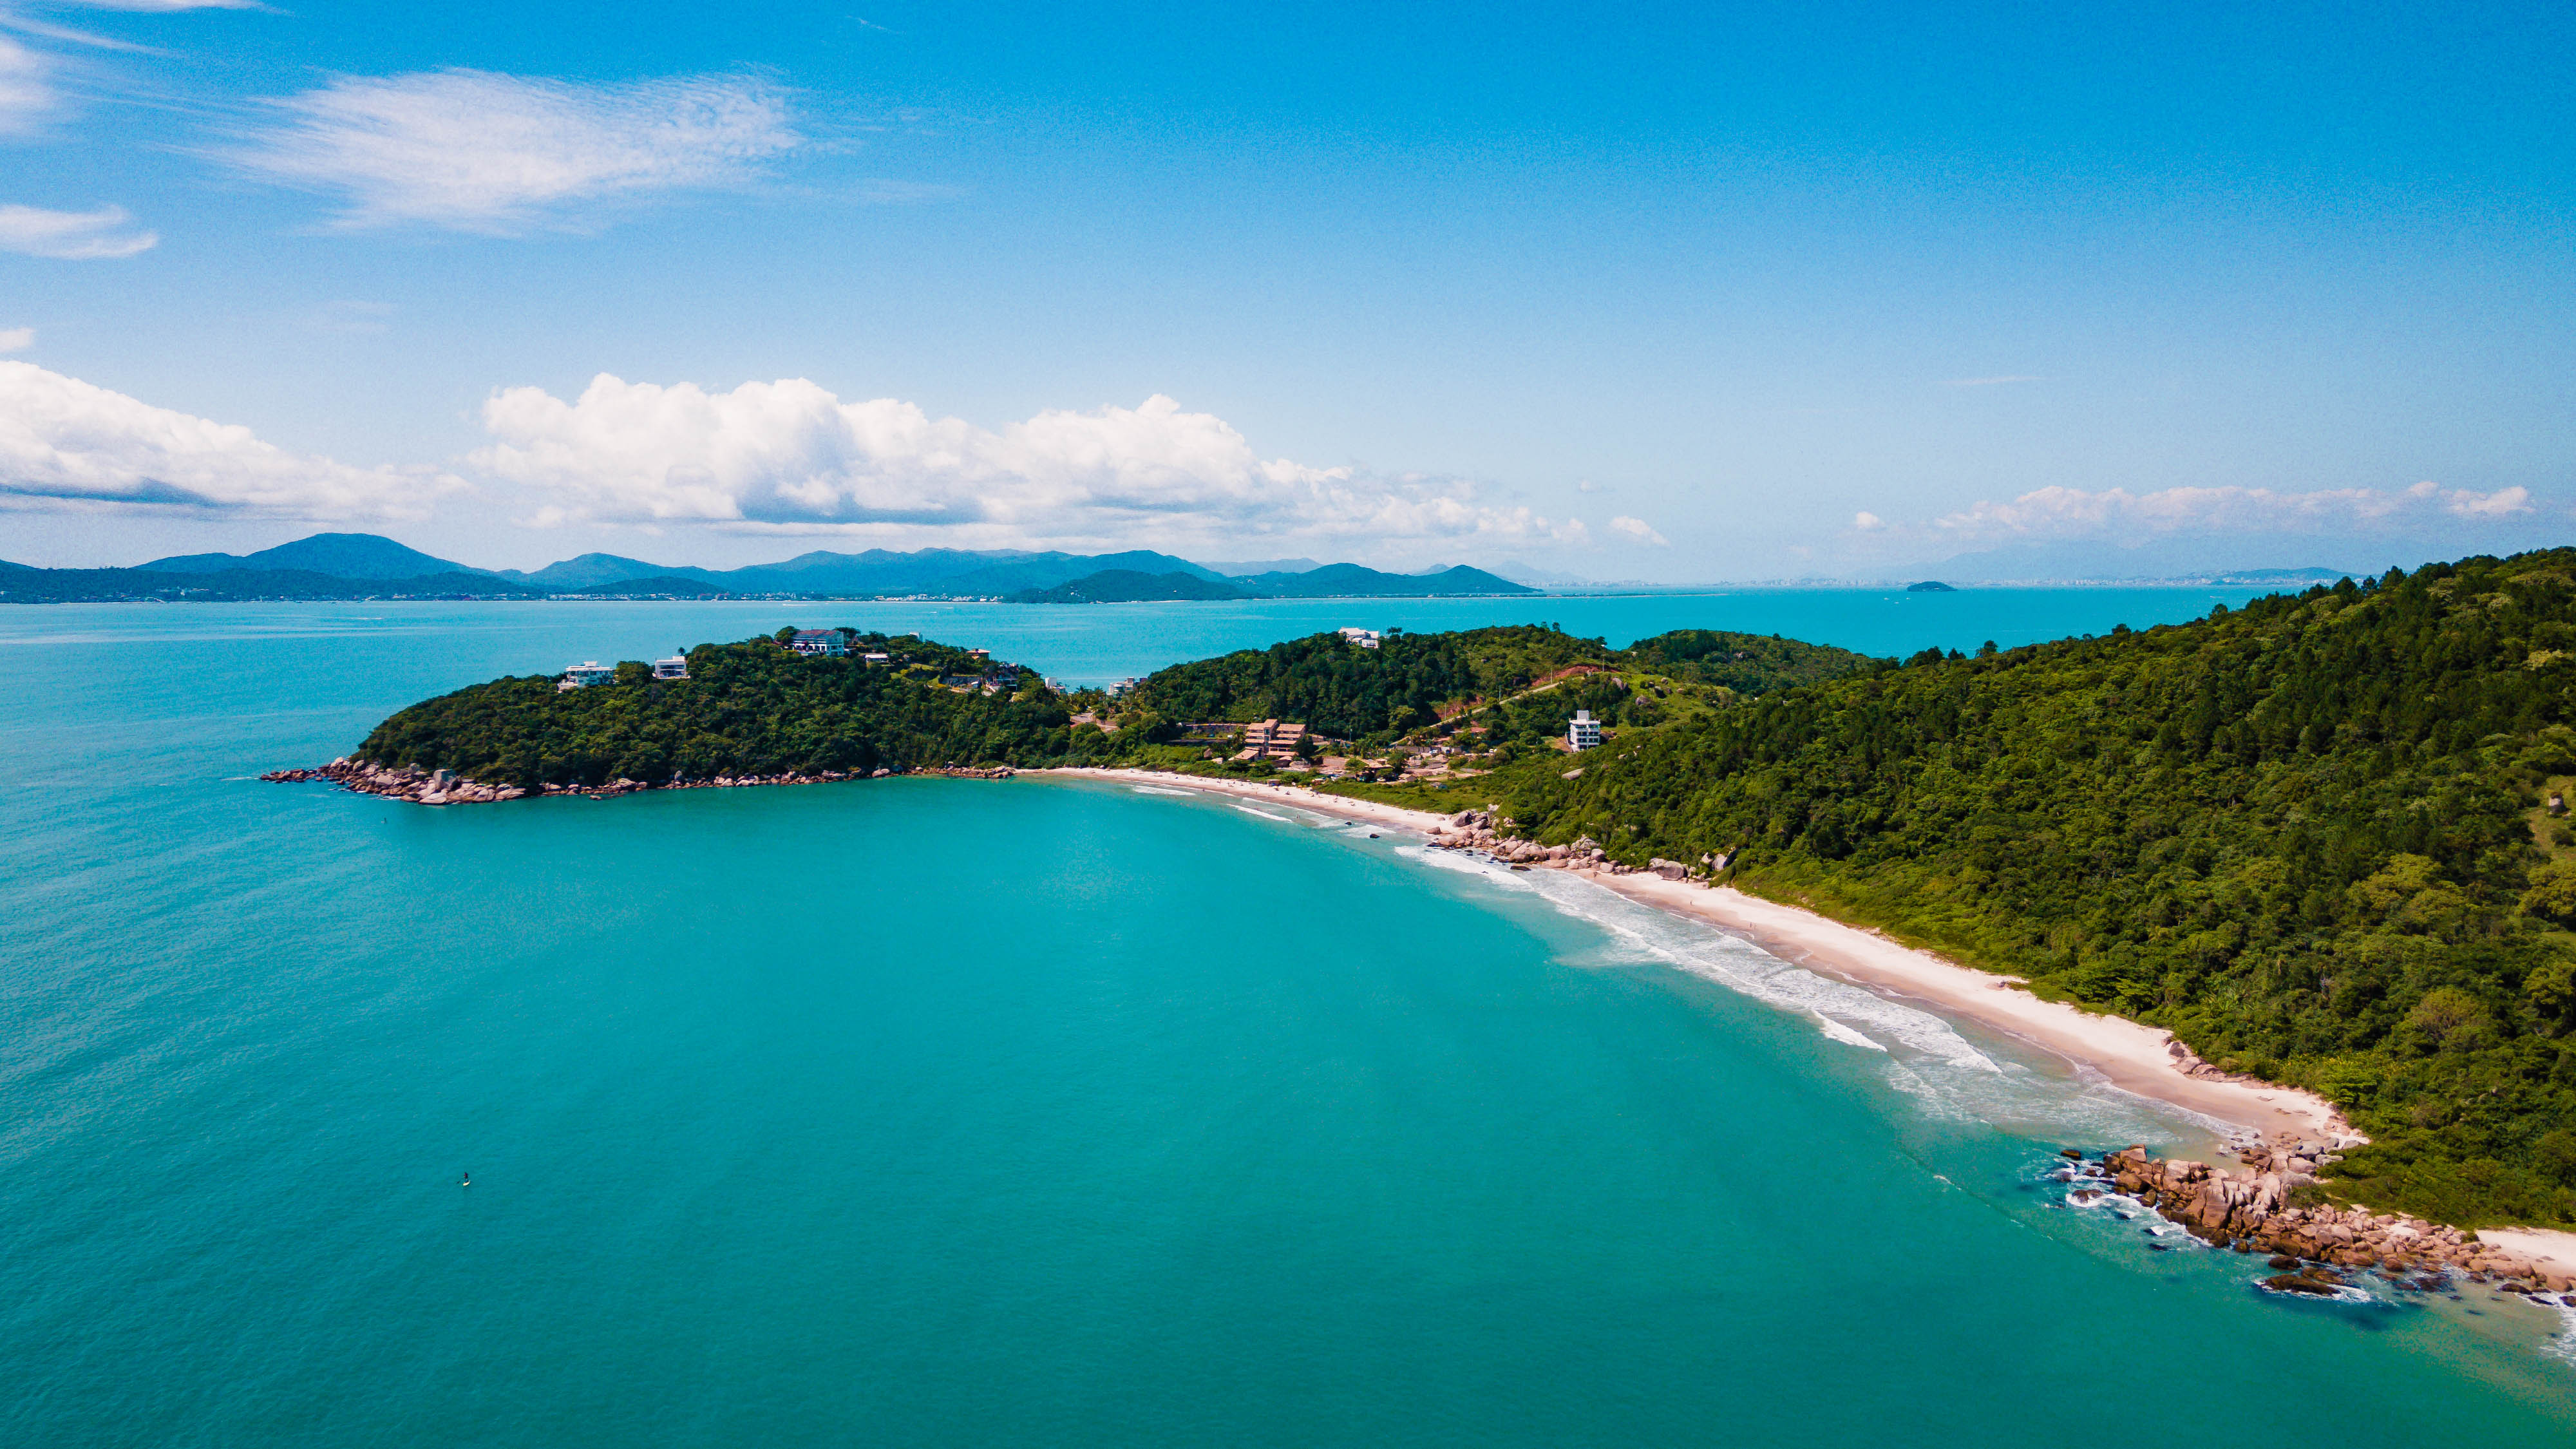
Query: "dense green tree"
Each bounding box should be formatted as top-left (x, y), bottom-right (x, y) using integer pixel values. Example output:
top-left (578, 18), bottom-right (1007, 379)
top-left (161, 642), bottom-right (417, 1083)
top-left (1435, 550), bottom-right (2576, 1224)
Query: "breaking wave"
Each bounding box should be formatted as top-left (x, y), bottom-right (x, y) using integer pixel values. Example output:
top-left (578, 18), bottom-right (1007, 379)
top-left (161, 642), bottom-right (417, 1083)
top-left (1392, 845), bottom-right (2205, 1144)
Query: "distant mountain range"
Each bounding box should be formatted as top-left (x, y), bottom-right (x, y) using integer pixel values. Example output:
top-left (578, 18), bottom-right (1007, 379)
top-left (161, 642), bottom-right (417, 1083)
top-left (142, 533), bottom-right (478, 580)
top-left (479, 546), bottom-right (1242, 597)
top-left (1011, 562), bottom-right (1535, 603)
top-left (12, 530), bottom-right (2386, 606)
top-left (8, 533), bottom-right (1539, 603)
top-left (1229, 563), bottom-right (1534, 597)
top-left (1010, 570), bottom-right (1247, 603)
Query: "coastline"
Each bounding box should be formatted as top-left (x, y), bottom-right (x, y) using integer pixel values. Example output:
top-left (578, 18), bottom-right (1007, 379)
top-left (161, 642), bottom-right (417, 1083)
top-left (1056, 768), bottom-right (2576, 1276)
top-left (1596, 872), bottom-right (2354, 1142)
top-left (1046, 767), bottom-right (2348, 1142)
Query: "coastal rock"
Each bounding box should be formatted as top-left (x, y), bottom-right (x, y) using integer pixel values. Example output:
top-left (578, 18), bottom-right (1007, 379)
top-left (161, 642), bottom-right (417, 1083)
top-left (267, 755), bottom-right (902, 806)
top-left (2264, 1270), bottom-right (2345, 1296)
top-left (2091, 1144), bottom-right (2511, 1283)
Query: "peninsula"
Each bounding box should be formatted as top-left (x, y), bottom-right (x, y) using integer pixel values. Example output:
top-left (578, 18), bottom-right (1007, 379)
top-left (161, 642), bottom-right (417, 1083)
top-left (283, 548), bottom-right (2576, 1238)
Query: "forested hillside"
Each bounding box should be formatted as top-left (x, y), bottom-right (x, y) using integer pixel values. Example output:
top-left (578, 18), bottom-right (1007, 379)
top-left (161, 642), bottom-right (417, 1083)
top-left (1123, 625), bottom-right (1596, 740)
top-left (1124, 624), bottom-right (1880, 746)
top-left (1618, 629), bottom-right (1899, 696)
top-left (1457, 551), bottom-right (2576, 1226)
top-left (357, 630), bottom-right (1112, 782)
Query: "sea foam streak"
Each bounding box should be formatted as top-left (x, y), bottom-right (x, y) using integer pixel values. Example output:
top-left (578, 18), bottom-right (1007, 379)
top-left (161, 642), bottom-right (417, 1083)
top-left (1394, 845), bottom-right (2204, 1144)
top-left (1815, 1016), bottom-right (1887, 1052)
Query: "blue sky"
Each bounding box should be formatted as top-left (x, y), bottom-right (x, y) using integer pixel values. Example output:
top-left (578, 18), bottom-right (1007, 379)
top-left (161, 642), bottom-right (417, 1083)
top-left (1, 1), bottom-right (2570, 578)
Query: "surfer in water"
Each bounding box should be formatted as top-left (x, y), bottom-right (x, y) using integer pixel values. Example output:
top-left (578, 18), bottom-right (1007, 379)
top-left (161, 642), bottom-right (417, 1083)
top-left (460, 1171), bottom-right (471, 1189)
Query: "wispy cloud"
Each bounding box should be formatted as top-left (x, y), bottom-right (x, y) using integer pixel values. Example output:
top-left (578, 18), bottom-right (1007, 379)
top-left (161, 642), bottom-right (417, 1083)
top-left (62, 1), bottom-right (264, 10)
top-left (0, 35), bottom-right (53, 133)
top-left (0, 202), bottom-right (156, 257)
top-left (220, 69), bottom-right (803, 232)
top-left (1938, 375), bottom-right (2043, 388)
top-left (1852, 510), bottom-right (1886, 531)
top-left (1608, 515), bottom-right (1667, 546)
top-left (0, 325), bottom-right (31, 351)
top-left (0, 360), bottom-right (462, 516)
top-left (473, 374), bottom-right (1591, 553)
top-left (1924, 480), bottom-right (2533, 541)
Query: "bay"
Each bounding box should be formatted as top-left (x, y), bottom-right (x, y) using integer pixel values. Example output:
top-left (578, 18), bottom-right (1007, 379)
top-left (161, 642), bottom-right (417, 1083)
top-left (4, 593), bottom-right (2571, 1446)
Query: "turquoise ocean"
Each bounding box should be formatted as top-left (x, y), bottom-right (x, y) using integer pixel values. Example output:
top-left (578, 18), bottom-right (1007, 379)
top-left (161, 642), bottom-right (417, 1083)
top-left (6, 589), bottom-right (2575, 1445)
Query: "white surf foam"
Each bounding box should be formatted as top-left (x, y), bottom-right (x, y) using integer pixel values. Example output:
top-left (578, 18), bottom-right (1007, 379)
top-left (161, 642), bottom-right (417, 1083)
top-left (2538, 1295), bottom-right (2576, 1365)
top-left (1231, 804), bottom-right (1294, 822)
top-left (1815, 1016), bottom-right (1887, 1052)
top-left (1390, 848), bottom-right (2202, 1144)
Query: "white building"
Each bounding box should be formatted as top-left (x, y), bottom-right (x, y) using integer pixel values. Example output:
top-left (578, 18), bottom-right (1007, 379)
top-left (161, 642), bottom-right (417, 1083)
top-left (1339, 627), bottom-right (1381, 649)
top-left (652, 656), bottom-right (689, 680)
top-left (561, 661), bottom-right (615, 690)
top-left (1567, 709), bottom-right (1603, 750)
top-left (862, 652), bottom-right (891, 665)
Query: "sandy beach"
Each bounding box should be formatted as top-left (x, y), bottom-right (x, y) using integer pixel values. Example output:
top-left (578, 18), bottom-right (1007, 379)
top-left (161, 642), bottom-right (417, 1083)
top-left (1067, 769), bottom-right (2576, 1277)
top-left (1595, 873), bottom-right (2353, 1139)
top-left (1048, 767), bottom-right (2351, 1143)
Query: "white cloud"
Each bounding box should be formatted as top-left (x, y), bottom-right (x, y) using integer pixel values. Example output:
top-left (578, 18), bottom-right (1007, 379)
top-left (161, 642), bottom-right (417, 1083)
top-left (0, 326), bottom-right (30, 351)
top-left (0, 36), bottom-right (54, 134)
top-left (2407, 477), bottom-right (2530, 517)
top-left (0, 360), bottom-right (462, 516)
top-left (473, 374), bottom-right (1587, 551)
top-left (1608, 515), bottom-right (1668, 546)
top-left (0, 202), bottom-right (155, 258)
top-left (1927, 481), bottom-right (2535, 541)
top-left (1852, 510), bottom-right (1884, 531)
top-left (222, 70), bottom-right (802, 231)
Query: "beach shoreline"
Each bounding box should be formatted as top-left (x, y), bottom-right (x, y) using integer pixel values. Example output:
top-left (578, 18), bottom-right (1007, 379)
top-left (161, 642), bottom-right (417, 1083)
top-left (1047, 766), bottom-right (2576, 1275)
top-left (1045, 766), bottom-right (2350, 1142)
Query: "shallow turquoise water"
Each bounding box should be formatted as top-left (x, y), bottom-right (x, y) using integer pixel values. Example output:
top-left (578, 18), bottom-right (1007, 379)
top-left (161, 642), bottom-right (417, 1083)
top-left (5, 598), bottom-right (2573, 1445)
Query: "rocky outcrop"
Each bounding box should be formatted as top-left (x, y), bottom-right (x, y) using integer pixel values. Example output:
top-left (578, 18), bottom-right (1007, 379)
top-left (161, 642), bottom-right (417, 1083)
top-left (264, 759), bottom-right (530, 804)
top-left (2082, 1143), bottom-right (2575, 1294)
top-left (261, 757), bottom-right (1010, 805)
top-left (1424, 810), bottom-right (1696, 877)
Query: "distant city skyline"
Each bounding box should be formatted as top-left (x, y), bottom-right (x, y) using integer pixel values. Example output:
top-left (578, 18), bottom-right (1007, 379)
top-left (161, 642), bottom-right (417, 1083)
top-left (2, 2), bottom-right (2569, 578)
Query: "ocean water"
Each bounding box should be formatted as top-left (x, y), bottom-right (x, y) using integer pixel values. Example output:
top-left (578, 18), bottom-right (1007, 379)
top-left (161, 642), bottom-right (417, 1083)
top-left (5, 595), bottom-right (2574, 1446)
